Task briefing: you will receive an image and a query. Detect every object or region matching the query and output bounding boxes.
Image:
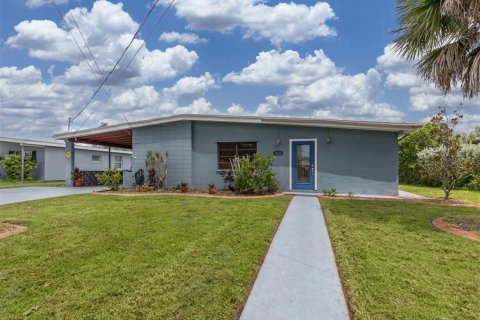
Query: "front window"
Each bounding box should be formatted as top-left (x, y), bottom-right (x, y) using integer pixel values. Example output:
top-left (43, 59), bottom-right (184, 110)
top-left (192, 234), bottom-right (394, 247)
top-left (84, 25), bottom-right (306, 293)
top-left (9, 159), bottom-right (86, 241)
top-left (217, 142), bottom-right (257, 170)
top-left (91, 154), bottom-right (102, 163)
top-left (114, 155), bottom-right (122, 169)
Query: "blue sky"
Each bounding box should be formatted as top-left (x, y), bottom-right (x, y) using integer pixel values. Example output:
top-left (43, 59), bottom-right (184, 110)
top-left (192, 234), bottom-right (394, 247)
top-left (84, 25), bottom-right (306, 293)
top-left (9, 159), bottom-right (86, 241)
top-left (0, 0), bottom-right (478, 140)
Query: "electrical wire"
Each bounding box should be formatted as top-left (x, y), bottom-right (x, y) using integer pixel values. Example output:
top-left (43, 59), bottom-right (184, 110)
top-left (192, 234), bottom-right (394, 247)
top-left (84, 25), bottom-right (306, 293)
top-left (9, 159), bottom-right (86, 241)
top-left (113, 0), bottom-right (175, 84)
top-left (70, 0), bottom-right (162, 124)
top-left (79, 0), bottom-right (175, 129)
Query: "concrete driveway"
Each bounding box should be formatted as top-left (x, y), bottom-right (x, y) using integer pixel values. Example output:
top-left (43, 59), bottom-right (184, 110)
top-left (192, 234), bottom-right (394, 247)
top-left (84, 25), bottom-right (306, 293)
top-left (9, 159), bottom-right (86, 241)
top-left (0, 186), bottom-right (107, 205)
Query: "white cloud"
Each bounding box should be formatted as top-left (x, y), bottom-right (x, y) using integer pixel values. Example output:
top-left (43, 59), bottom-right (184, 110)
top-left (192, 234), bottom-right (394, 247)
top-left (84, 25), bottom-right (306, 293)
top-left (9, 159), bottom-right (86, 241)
top-left (226, 103), bottom-right (245, 115)
top-left (376, 44), bottom-right (480, 112)
top-left (163, 72), bottom-right (218, 98)
top-left (159, 32), bottom-right (208, 44)
top-left (163, 0), bottom-right (336, 46)
top-left (223, 49), bottom-right (337, 85)
top-left (173, 98), bottom-right (221, 114)
top-left (7, 1), bottom-right (198, 87)
top-left (255, 96), bottom-right (279, 116)
top-left (25, 0), bottom-right (67, 9)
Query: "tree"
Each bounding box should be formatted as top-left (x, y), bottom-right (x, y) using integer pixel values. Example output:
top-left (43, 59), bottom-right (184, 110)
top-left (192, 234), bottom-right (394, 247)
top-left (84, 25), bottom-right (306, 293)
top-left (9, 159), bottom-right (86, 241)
top-left (399, 123), bottom-right (439, 184)
top-left (393, 0), bottom-right (480, 97)
top-left (418, 107), bottom-right (464, 199)
top-left (145, 151), bottom-right (168, 189)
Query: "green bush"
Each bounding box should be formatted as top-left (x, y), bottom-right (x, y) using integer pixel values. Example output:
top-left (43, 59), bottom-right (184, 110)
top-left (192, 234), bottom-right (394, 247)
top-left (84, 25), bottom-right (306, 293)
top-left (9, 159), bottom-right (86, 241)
top-left (231, 153), bottom-right (279, 194)
top-left (95, 168), bottom-right (122, 191)
top-left (0, 154), bottom-right (37, 181)
top-left (399, 123), bottom-right (439, 185)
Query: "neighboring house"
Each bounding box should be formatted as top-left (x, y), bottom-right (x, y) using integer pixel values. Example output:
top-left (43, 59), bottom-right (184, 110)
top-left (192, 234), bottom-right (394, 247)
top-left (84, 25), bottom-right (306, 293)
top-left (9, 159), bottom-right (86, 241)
top-left (53, 114), bottom-right (420, 195)
top-left (0, 137), bottom-right (132, 181)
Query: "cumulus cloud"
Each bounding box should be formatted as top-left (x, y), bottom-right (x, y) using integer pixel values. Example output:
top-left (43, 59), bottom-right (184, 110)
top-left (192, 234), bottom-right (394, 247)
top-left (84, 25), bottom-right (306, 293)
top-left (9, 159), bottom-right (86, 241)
top-left (224, 48), bottom-right (405, 122)
top-left (223, 49), bottom-right (337, 86)
top-left (376, 44), bottom-right (480, 112)
top-left (159, 32), bottom-right (208, 44)
top-left (226, 103), bottom-right (246, 115)
top-left (7, 1), bottom-right (198, 87)
top-left (163, 72), bottom-right (219, 98)
top-left (163, 0), bottom-right (336, 46)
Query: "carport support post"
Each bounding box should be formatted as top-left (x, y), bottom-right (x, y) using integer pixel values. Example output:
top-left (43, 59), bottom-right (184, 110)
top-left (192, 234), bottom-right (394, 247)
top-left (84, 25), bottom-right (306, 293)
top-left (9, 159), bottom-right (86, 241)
top-left (65, 141), bottom-right (75, 187)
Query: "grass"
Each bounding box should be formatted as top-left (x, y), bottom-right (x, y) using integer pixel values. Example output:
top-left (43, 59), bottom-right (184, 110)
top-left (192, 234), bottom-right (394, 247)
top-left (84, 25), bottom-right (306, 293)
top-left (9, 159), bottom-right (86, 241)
top-left (0, 180), bottom-right (64, 189)
top-left (0, 194), bottom-right (291, 319)
top-left (322, 198), bottom-right (480, 320)
top-left (399, 184), bottom-right (480, 203)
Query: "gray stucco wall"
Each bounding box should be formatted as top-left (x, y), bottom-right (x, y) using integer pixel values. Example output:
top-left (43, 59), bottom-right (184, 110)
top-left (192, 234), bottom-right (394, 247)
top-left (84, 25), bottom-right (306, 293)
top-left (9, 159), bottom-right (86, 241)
top-left (129, 121), bottom-right (399, 195)
top-left (44, 146), bottom-right (66, 180)
top-left (191, 122), bottom-right (398, 195)
top-left (129, 121), bottom-right (192, 188)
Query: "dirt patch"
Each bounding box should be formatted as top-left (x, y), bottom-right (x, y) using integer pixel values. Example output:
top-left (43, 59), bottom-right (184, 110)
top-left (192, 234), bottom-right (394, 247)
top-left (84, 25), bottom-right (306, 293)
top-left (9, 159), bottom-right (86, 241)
top-left (0, 223), bottom-right (27, 239)
top-left (432, 217), bottom-right (480, 241)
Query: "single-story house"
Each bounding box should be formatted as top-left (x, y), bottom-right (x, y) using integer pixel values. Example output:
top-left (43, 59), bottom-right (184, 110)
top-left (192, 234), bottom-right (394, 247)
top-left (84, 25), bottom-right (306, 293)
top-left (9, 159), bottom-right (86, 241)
top-left (53, 114), bottom-right (420, 195)
top-left (0, 137), bottom-right (132, 181)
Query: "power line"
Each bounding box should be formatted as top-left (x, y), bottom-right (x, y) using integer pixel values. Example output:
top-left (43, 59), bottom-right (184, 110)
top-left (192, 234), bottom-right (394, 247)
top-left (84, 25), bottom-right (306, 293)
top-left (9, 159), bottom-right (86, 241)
top-left (53, 0), bottom-right (114, 104)
top-left (68, 11), bottom-right (107, 88)
top-left (79, 0), bottom-right (175, 129)
top-left (70, 0), bottom-right (162, 124)
top-left (52, 0), bottom-right (100, 87)
top-left (113, 0), bottom-right (175, 84)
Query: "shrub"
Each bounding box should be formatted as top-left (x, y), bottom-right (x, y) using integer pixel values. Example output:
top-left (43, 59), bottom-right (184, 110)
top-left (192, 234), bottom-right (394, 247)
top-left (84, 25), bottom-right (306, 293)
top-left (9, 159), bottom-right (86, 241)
top-left (0, 154), bottom-right (37, 181)
top-left (459, 143), bottom-right (480, 190)
top-left (95, 168), bottom-right (122, 191)
top-left (231, 153), bottom-right (279, 194)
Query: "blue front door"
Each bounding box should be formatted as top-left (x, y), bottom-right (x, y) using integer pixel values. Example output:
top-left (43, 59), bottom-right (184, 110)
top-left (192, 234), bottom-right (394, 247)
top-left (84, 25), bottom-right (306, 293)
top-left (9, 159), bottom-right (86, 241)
top-left (291, 141), bottom-right (315, 190)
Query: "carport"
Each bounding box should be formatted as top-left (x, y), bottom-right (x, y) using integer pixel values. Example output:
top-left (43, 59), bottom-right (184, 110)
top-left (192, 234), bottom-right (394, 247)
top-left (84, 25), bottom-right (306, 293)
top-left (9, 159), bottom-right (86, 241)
top-left (53, 124), bottom-right (133, 187)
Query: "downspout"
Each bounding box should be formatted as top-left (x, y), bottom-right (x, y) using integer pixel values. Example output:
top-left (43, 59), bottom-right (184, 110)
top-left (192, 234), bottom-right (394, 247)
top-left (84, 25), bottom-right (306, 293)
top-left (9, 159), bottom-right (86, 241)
top-left (20, 143), bottom-right (25, 183)
top-left (108, 147), bottom-right (111, 169)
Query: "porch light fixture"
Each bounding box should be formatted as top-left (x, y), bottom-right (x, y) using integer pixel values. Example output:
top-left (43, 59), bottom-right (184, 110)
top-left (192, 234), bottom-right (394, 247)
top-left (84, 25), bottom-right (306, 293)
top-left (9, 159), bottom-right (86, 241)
top-left (326, 128), bottom-right (332, 144)
top-left (276, 127), bottom-right (282, 145)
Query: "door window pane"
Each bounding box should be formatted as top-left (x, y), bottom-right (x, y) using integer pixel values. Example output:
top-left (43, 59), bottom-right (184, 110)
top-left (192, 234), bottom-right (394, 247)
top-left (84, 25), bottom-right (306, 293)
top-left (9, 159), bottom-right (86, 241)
top-left (296, 144), bottom-right (310, 184)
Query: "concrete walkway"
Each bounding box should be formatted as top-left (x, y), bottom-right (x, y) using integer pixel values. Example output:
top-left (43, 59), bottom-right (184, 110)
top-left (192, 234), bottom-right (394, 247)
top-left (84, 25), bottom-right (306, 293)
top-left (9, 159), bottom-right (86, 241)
top-left (240, 196), bottom-right (349, 320)
top-left (0, 186), bottom-right (107, 205)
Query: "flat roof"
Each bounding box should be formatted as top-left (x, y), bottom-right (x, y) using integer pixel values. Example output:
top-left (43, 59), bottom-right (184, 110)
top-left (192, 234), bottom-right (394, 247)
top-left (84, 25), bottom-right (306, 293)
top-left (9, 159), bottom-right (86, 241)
top-left (0, 137), bottom-right (132, 154)
top-left (53, 114), bottom-right (422, 148)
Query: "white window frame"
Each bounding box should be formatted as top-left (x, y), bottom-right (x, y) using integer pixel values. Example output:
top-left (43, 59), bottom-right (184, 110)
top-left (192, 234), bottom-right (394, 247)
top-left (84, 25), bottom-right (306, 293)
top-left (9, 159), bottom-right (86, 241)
top-left (114, 155), bottom-right (123, 169)
top-left (91, 154), bottom-right (102, 163)
top-left (289, 138), bottom-right (318, 191)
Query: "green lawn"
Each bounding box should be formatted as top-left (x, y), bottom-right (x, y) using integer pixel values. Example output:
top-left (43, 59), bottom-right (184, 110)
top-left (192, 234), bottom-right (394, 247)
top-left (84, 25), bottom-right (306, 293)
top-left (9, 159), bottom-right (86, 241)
top-left (322, 198), bottom-right (480, 320)
top-left (0, 194), bottom-right (291, 319)
top-left (0, 180), bottom-right (64, 189)
top-left (400, 184), bottom-right (480, 203)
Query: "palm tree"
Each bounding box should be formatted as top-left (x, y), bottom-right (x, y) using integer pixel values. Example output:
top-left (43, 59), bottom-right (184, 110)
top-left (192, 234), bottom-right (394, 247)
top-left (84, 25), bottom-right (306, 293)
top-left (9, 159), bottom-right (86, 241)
top-left (393, 0), bottom-right (480, 98)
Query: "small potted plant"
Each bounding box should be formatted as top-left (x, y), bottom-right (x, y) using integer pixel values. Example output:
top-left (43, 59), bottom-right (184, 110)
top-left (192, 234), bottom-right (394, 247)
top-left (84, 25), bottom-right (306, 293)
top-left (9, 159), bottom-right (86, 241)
top-left (208, 183), bottom-right (217, 194)
top-left (180, 181), bottom-right (189, 193)
top-left (72, 167), bottom-right (83, 187)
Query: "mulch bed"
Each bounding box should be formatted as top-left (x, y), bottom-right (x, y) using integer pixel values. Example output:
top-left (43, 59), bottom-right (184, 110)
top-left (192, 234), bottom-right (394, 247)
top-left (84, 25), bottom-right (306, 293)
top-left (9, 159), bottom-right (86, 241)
top-left (97, 188), bottom-right (284, 199)
top-left (432, 217), bottom-right (480, 241)
top-left (0, 223), bottom-right (27, 239)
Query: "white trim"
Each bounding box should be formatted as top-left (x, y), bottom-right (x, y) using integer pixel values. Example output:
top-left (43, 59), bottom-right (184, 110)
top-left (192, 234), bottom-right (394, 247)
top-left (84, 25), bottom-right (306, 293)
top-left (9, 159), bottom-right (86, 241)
top-left (53, 114), bottom-right (421, 140)
top-left (289, 138), bottom-right (318, 191)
